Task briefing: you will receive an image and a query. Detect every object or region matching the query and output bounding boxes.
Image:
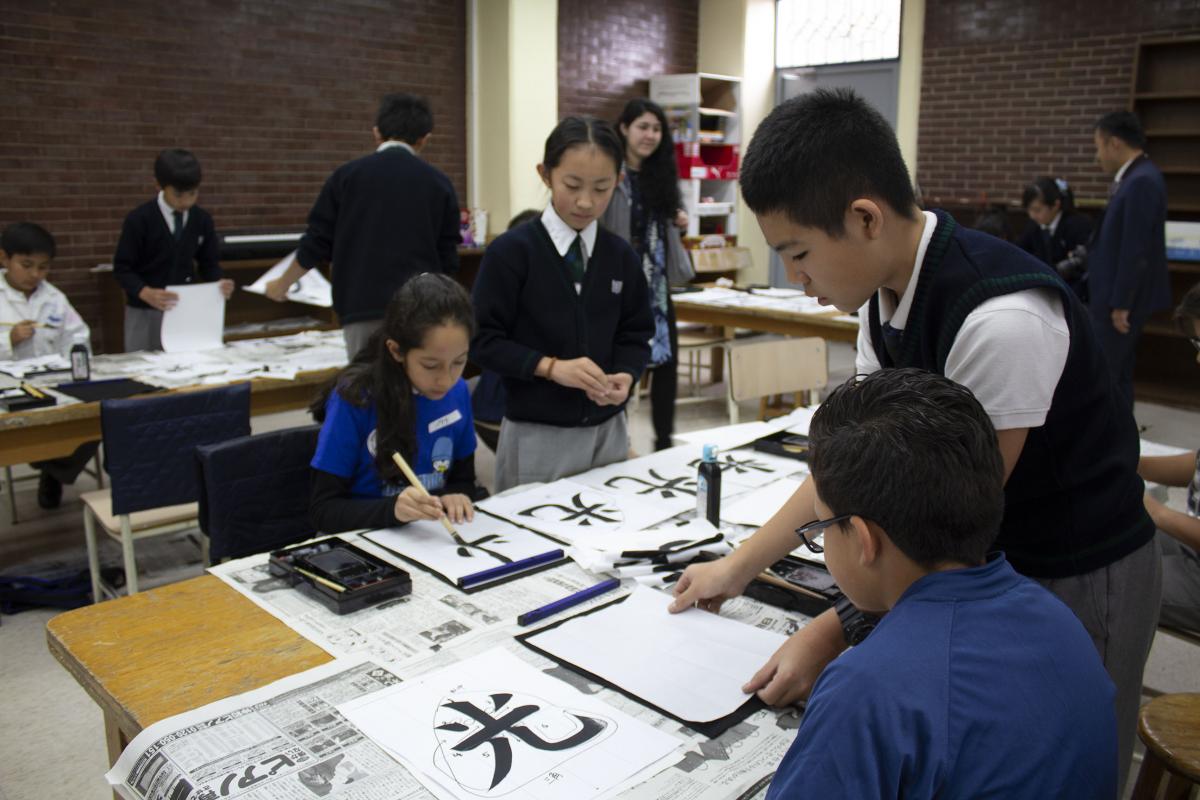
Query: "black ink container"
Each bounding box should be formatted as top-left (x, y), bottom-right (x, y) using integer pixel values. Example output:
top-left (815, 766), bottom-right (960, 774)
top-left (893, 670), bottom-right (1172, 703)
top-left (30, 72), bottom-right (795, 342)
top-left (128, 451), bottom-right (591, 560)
top-left (69, 337), bottom-right (90, 381)
top-left (695, 443), bottom-right (721, 526)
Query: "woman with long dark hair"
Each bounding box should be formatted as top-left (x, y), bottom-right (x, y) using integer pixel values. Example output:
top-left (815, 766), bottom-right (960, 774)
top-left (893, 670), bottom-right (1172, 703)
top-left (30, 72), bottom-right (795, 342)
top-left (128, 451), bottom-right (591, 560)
top-left (603, 98), bottom-right (691, 450)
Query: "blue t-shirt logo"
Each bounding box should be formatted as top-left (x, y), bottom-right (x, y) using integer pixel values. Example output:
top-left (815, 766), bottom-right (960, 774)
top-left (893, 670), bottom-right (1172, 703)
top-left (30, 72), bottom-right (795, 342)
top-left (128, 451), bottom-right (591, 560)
top-left (421, 436), bottom-right (454, 491)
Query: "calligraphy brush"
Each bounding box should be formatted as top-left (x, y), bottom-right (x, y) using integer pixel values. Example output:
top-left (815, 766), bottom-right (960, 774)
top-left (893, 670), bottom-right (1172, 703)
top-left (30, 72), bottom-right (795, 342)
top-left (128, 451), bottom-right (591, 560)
top-left (390, 450), bottom-right (468, 545)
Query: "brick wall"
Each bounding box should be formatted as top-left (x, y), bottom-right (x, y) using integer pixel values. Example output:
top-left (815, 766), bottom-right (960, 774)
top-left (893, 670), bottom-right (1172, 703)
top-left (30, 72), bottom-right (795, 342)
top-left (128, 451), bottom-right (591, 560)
top-left (918, 1), bottom-right (1200, 209)
top-left (0, 0), bottom-right (466, 352)
top-left (557, 0), bottom-right (699, 122)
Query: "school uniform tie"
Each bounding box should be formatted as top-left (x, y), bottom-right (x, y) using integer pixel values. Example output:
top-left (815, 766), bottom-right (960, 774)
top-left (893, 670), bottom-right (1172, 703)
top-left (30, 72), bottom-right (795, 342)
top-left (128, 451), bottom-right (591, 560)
top-left (172, 210), bottom-right (184, 241)
top-left (564, 235), bottom-right (585, 288)
top-left (880, 321), bottom-right (904, 366)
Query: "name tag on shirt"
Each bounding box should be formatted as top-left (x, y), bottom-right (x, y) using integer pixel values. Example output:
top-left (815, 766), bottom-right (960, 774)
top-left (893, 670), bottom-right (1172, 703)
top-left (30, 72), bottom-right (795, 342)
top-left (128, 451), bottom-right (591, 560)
top-left (428, 409), bottom-right (463, 434)
top-left (612, 280), bottom-right (623, 294)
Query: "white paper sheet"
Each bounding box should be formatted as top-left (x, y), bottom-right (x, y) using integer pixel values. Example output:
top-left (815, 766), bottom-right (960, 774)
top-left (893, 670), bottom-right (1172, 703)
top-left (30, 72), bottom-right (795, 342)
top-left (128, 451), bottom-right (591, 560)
top-left (572, 450), bottom-right (701, 515)
top-left (477, 480), bottom-right (675, 546)
top-left (338, 647), bottom-right (683, 800)
top-left (720, 477), bottom-right (805, 527)
top-left (160, 282), bottom-right (225, 352)
top-left (525, 586), bottom-right (786, 723)
top-left (362, 512), bottom-right (564, 588)
top-left (696, 448), bottom-right (806, 489)
top-left (1140, 438), bottom-right (1192, 458)
top-left (244, 250), bottom-right (334, 308)
top-left (567, 518), bottom-right (728, 574)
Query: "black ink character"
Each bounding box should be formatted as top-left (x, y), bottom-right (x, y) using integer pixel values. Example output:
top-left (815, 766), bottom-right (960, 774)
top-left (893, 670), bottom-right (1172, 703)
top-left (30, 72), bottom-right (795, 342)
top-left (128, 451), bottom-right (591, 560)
top-left (605, 470), bottom-right (697, 498)
top-left (688, 455), bottom-right (775, 475)
top-left (436, 693), bottom-right (607, 789)
top-left (521, 492), bottom-right (623, 526)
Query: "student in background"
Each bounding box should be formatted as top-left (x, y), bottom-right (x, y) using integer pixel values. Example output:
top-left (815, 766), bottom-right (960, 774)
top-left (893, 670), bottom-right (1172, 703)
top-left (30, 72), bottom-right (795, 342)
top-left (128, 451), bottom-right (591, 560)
top-left (671, 89), bottom-right (1158, 791)
top-left (266, 93), bottom-right (461, 359)
top-left (309, 274), bottom-right (479, 534)
top-left (0, 222), bottom-right (98, 508)
top-left (1018, 176), bottom-right (1093, 300)
top-left (1139, 282), bottom-right (1200, 633)
top-left (602, 98), bottom-right (692, 451)
top-left (471, 116), bottom-right (652, 492)
top-left (765, 369), bottom-right (1116, 799)
top-left (1089, 111), bottom-right (1170, 408)
top-left (471, 209), bottom-right (540, 454)
top-left (113, 148), bottom-right (233, 352)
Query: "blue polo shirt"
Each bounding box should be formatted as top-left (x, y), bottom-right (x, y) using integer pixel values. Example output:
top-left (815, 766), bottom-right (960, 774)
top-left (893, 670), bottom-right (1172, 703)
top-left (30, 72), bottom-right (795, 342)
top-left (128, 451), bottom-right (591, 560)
top-left (767, 554), bottom-right (1116, 800)
top-left (311, 379), bottom-right (476, 497)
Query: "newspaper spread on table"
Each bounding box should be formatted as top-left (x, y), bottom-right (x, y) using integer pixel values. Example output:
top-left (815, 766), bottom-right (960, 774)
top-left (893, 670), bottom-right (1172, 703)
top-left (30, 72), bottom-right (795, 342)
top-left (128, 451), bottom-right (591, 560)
top-left (114, 544), bottom-right (812, 800)
top-left (6, 330), bottom-right (348, 404)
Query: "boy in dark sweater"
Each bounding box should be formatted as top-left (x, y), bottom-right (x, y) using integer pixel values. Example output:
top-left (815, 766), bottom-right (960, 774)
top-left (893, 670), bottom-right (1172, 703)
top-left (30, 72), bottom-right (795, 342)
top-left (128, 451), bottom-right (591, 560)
top-left (265, 92), bottom-right (461, 358)
top-left (671, 88), bottom-right (1158, 792)
top-left (113, 148), bottom-right (232, 352)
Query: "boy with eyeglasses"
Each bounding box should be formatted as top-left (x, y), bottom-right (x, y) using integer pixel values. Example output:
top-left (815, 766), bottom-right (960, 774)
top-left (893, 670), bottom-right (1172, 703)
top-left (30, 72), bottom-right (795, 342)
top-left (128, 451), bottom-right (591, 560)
top-left (763, 369), bottom-right (1116, 799)
top-left (671, 89), bottom-right (1156, 791)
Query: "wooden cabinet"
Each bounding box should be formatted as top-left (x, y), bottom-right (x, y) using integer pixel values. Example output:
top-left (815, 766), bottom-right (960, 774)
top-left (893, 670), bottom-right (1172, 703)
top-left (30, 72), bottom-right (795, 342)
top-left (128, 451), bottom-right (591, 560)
top-left (1132, 36), bottom-right (1200, 407)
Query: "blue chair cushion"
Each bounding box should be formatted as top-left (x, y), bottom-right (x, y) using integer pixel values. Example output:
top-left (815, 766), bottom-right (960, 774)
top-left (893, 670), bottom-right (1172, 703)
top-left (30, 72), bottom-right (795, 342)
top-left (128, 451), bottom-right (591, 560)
top-left (101, 383), bottom-right (251, 515)
top-left (196, 424), bottom-right (320, 562)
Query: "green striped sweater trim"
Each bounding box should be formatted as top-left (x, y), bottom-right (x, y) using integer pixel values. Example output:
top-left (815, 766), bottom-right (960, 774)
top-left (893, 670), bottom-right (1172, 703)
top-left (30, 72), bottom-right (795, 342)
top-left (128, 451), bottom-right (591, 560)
top-left (896, 211), bottom-right (957, 367)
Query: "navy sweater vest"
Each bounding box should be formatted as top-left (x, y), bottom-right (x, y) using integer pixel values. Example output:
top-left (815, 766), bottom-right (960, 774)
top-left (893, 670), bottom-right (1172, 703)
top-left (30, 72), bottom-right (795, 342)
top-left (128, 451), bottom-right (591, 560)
top-left (471, 219), bottom-right (652, 428)
top-left (868, 210), bottom-right (1153, 578)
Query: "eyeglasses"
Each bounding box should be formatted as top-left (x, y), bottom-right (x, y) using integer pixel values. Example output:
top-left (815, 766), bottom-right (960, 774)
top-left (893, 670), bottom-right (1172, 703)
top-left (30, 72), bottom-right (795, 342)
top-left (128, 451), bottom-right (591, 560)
top-left (794, 514), bottom-right (855, 554)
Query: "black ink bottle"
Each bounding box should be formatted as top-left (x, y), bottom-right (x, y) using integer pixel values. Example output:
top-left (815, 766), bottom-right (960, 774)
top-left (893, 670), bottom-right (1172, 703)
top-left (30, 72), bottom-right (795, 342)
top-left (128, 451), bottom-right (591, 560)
top-left (69, 336), bottom-right (90, 381)
top-left (695, 444), bottom-right (721, 526)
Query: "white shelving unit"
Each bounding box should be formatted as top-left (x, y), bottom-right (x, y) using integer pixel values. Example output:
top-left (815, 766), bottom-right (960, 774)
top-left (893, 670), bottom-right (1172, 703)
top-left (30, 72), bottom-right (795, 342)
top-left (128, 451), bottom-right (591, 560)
top-left (650, 72), bottom-right (742, 241)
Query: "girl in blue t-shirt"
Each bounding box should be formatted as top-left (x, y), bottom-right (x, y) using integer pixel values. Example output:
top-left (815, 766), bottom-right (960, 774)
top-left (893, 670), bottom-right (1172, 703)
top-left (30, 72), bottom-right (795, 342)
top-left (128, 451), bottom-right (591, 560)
top-left (310, 273), bottom-right (479, 533)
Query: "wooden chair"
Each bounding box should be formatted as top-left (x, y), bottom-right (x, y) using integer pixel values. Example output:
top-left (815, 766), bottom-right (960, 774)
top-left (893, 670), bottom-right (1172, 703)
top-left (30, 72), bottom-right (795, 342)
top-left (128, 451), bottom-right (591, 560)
top-left (725, 337), bottom-right (828, 424)
top-left (82, 384), bottom-right (250, 601)
top-left (1130, 692), bottom-right (1200, 799)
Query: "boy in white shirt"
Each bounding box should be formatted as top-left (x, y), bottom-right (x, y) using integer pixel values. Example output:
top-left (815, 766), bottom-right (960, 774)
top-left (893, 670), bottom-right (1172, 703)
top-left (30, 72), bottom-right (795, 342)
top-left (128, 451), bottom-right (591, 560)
top-left (1, 222), bottom-right (97, 507)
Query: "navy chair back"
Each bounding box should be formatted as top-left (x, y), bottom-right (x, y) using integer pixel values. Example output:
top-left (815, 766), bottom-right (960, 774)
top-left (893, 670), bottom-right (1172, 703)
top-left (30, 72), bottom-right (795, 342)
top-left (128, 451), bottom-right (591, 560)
top-left (196, 424), bottom-right (320, 562)
top-left (101, 384), bottom-right (252, 516)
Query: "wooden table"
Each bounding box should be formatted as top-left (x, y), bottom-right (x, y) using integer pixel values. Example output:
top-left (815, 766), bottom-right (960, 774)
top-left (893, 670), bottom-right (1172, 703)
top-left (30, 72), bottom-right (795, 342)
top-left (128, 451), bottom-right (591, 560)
top-left (0, 368), bottom-right (337, 468)
top-left (673, 296), bottom-right (859, 343)
top-left (45, 575), bottom-right (331, 769)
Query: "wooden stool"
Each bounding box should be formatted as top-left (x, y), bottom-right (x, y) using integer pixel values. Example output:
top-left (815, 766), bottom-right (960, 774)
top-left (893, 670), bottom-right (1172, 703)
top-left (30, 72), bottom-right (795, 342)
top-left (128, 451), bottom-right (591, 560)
top-left (1131, 692), bottom-right (1200, 799)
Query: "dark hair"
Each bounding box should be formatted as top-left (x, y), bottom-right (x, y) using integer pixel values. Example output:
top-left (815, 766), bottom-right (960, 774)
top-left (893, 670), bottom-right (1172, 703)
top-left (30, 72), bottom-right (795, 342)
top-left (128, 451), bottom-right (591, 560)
top-left (311, 274), bottom-right (474, 483)
top-left (740, 88), bottom-right (917, 237)
top-left (1094, 111), bottom-right (1146, 150)
top-left (542, 116), bottom-right (623, 175)
top-left (1021, 176), bottom-right (1077, 215)
top-left (377, 93), bottom-right (434, 144)
top-left (1176, 281), bottom-right (1200, 332)
top-left (616, 99), bottom-right (682, 220)
top-left (808, 369), bottom-right (1005, 569)
top-left (973, 207), bottom-right (1009, 241)
top-left (154, 148), bottom-right (202, 191)
top-left (1, 222), bottom-right (56, 259)
top-left (507, 209), bottom-right (540, 230)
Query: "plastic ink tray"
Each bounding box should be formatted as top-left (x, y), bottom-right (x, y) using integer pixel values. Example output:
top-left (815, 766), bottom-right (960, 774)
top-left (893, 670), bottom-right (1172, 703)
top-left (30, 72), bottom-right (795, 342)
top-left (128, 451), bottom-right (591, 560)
top-left (268, 538), bottom-right (412, 615)
top-left (751, 430), bottom-right (810, 461)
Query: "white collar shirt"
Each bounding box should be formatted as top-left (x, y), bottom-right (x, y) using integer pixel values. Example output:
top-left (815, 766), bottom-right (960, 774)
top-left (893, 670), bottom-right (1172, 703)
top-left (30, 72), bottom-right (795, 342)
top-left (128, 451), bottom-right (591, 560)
top-left (157, 191), bottom-right (188, 236)
top-left (0, 271), bottom-right (91, 361)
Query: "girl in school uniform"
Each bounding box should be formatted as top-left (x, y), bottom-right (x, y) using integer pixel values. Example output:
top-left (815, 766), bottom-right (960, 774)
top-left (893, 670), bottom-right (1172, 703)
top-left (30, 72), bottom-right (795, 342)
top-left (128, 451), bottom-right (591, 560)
top-left (310, 273), bottom-right (479, 533)
top-left (1018, 176), bottom-right (1093, 299)
top-left (472, 116), bottom-right (653, 492)
top-left (601, 98), bottom-right (693, 451)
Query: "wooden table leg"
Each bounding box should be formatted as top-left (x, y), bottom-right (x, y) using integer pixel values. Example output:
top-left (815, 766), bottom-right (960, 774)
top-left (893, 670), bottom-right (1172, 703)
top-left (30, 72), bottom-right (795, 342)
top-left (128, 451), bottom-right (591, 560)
top-left (104, 711), bottom-right (129, 800)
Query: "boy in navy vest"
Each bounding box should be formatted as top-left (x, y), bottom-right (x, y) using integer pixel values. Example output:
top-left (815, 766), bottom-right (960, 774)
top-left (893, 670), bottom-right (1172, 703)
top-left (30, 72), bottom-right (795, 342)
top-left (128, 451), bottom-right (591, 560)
top-left (765, 369), bottom-right (1116, 799)
top-left (671, 88), bottom-right (1158, 792)
top-left (113, 149), bottom-right (232, 352)
top-left (264, 92), bottom-right (461, 359)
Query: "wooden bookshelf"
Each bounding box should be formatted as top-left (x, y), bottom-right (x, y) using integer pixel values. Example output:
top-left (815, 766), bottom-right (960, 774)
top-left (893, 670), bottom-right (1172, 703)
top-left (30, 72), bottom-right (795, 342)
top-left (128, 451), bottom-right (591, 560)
top-left (1131, 36), bottom-right (1200, 408)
